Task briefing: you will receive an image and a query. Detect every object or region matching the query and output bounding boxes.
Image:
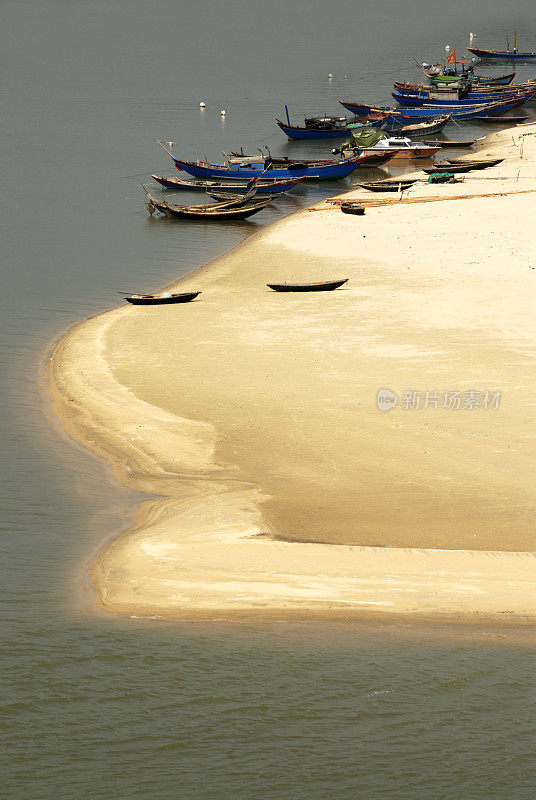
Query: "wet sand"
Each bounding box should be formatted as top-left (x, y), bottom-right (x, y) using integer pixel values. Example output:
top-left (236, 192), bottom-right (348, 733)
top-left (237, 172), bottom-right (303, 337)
top-left (48, 124), bottom-right (536, 620)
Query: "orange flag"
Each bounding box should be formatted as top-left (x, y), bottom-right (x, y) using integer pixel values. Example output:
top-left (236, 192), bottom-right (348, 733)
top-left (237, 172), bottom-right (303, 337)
top-left (446, 49), bottom-right (456, 65)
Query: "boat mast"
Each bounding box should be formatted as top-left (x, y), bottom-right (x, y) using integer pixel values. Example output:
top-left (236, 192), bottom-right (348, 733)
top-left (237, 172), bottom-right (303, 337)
top-left (514, 31), bottom-right (518, 53)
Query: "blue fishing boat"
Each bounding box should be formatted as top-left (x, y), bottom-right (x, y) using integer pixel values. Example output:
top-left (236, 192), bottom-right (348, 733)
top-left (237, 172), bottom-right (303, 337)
top-left (468, 32), bottom-right (536, 60)
top-left (168, 151), bottom-right (372, 181)
top-left (340, 95), bottom-right (532, 120)
top-left (394, 79), bottom-right (535, 96)
top-left (468, 47), bottom-right (536, 60)
top-left (392, 89), bottom-right (529, 107)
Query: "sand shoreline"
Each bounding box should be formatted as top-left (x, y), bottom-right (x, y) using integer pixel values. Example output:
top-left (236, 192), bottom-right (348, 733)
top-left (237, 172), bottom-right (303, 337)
top-left (47, 125), bottom-right (536, 621)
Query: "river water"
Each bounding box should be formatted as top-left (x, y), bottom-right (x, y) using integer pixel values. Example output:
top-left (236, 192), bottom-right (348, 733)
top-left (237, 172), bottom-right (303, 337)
top-left (2, 1), bottom-right (535, 797)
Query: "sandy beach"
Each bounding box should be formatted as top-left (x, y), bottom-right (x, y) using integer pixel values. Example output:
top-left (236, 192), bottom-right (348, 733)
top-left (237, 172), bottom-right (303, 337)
top-left (48, 124), bottom-right (536, 621)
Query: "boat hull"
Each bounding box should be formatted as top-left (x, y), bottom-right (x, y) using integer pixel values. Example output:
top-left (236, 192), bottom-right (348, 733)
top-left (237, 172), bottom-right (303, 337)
top-left (155, 202), bottom-right (270, 220)
top-left (340, 97), bottom-right (529, 119)
top-left (172, 154), bottom-right (368, 181)
top-left (358, 179), bottom-right (417, 192)
top-left (276, 118), bottom-right (383, 140)
top-left (382, 116), bottom-right (451, 136)
top-left (392, 89), bottom-right (533, 106)
top-left (267, 279), bottom-right (348, 292)
top-left (429, 72), bottom-right (516, 86)
top-left (125, 292), bottom-right (201, 305)
top-left (151, 174), bottom-right (303, 194)
top-left (468, 47), bottom-right (536, 60)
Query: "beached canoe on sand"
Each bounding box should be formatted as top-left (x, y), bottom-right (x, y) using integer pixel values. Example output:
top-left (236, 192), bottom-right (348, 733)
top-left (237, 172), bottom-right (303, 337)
top-left (423, 159), bottom-right (503, 175)
top-left (267, 279), bottom-right (348, 292)
top-left (358, 179), bottom-right (418, 192)
top-left (124, 292), bottom-right (201, 305)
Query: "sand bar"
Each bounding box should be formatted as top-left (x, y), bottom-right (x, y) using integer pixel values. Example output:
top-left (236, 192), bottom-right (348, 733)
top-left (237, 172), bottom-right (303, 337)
top-left (48, 125), bottom-right (536, 621)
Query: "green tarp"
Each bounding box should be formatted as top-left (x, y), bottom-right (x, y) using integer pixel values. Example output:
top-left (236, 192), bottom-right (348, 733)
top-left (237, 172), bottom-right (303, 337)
top-left (341, 126), bottom-right (385, 151)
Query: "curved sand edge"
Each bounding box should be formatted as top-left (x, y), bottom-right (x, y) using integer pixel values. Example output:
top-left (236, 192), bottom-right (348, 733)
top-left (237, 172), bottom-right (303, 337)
top-left (47, 125), bottom-right (536, 621)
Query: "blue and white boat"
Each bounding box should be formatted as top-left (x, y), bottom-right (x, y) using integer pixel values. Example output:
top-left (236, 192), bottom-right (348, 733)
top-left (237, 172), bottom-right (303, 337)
top-left (169, 151), bottom-right (373, 181)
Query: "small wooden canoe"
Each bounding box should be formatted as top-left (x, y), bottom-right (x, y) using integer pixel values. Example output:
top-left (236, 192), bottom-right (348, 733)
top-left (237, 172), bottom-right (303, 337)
top-left (358, 179), bottom-right (417, 192)
top-left (445, 157), bottom-right (504, 167)
top-left (424, 159), bottom-right (502, 174)
top-left (267, 279), bottom-right (348, 292)
top-left (151, 174), bottom-right (304, 194)
top-left (124, 291), bottom-right (201, 305)
top-left (476, 114), bottom-right (529, 123)
top-left (422, 139), bottom-right (476, 148)
top-left (144, 188), bottom-right (272, 220)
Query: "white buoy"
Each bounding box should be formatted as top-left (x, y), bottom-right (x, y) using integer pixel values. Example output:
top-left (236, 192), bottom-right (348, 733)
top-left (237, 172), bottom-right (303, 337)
top-left (220, 109), bottom-right (226, 116)
top-left (328, 73), bottom-right (333, 79)
top-left (199, 101), bottom-right (206, 108)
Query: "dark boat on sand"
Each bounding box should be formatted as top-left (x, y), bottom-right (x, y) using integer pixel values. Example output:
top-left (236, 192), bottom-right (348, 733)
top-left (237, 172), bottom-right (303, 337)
top-left (422, 139), bottom-right (476, 148)
top-left (423, 159), bottom-right (503, 174)
top-left (267, 279), bottom-right (348, 292)
top-left (124, 291), bottom-right (201, 305)
top-left (358, 179), bottom-right (418, 192)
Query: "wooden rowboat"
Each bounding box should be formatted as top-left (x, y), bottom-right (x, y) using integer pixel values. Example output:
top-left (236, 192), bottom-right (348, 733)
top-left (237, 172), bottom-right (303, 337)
top-left (422, 139), bottom-right (476, 148)
top-left (267, 279), bottom-right (348, 292)
top-left (143, 188), bottom-right (272, 220)
top-left (445, 157), bottom-right (503, 167)
top-left (358, 179), bottom-right (417, 192)
top-left (124, 292), bottom-right (201, 305)
top-left (151, 174), bottom-right (304, 194)
top-left (383, 115), bottom-right (451, 137)
top-left (424, 159), bottom-right (503, 174)
top-left (476, 114), bottom-right (529, 123)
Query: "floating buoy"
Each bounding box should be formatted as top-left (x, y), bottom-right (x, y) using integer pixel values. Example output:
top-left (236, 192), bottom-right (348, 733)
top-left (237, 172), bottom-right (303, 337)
top-left (328, 73), bottom-right (333, 78)
top-left (220, 109), bottom-right (226, 116)
top-left (199, 101), bottom-right (206, 108)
